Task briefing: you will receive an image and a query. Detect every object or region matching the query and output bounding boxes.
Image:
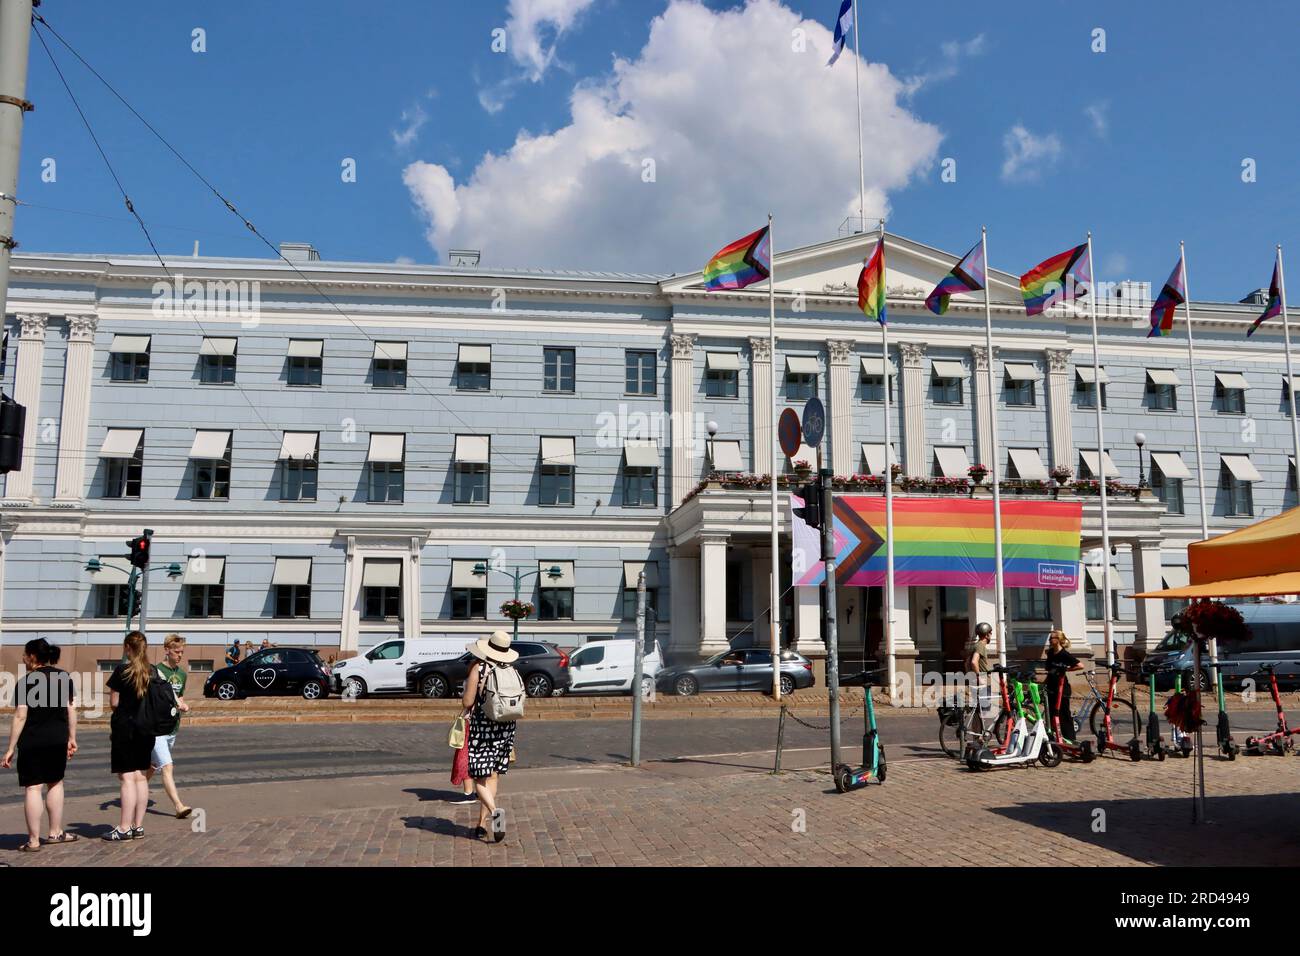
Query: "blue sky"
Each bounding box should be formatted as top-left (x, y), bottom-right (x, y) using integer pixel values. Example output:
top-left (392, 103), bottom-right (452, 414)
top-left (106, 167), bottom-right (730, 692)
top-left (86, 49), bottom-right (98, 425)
top-left (13, 0), bottom-right (1300, 301)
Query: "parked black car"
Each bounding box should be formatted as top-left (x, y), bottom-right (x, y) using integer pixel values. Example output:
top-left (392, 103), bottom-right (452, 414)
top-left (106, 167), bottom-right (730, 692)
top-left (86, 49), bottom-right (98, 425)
top-left (406, 641), bottom-right (572, 699)
top-left (203, 647), bottom-right (332, 700)
top-left (656, 648), bottom-right (815, 697)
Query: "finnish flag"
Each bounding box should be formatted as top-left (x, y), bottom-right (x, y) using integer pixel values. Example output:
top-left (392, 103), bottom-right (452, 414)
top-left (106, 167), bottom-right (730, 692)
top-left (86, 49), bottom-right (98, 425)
top-left (827, 0), bottom-right (854, 66)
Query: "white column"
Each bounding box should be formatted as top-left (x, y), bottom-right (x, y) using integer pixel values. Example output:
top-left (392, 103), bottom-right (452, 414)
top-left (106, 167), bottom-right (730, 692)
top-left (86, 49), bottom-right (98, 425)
top-left (891, 584), bottom-right (916, 651)
top-left (750, 545), bottom-right (772, 646)
top-left (668, 546), bottom-right (699, 656)
top-left (670, 332), bottom-right (697, 506)
top-left (1131, 537), bottom-right (1167, 654)
top-left (4, 314), bottom-right (47, 504)
top-left (794, 584), bottom-right (822, 655)
top-left (341, 536), bottom-right (360, 654)
top-left (972, 587), bottom-right (997, 636)
top-left (1045, 347), bottom-right (1074, 471)
top-left (1053, 582), bottom-right (1088, 652)
top-left (406, 537), bottom-right (423, 641)
top-left (971, 345), bottom-right (995, 469)
top-left (899, 341), bottom-right (927, 476)
top-left (54, 314), bottom-right (98, 503)
top-left (699, 533), bottom-right (730, 655)
top-left (748, 335), bottom-right (772, 474)
top-left (827, 338), bottom-right (856, 476)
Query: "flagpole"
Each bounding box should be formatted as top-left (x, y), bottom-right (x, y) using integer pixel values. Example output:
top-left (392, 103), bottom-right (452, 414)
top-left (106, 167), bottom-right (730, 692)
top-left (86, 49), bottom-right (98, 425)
top-left (1087, 232), bottom-right (1114, 667)
top-left (981, 227), bottom-right (1007, 671)
top-left (1278, 245), bottom-right (1300, 483)
top-left (1180, 244), bottom-right (1215, 669)
top-left (851, 0), bottom-right (866, 231)
top-left (878, 220), bottom-right (897, 695)
top-left (769, 213), bottom-right (781, 699)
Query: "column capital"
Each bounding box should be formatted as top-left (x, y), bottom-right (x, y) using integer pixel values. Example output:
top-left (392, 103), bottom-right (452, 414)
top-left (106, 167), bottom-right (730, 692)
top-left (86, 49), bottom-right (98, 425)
top-left (66, 314), bottom-right (99, 343)
top-left (1132, 537), bottom-right (1166, 552)
top-left (698, 531), bottom-right (730, 546)
top-left (748, 335), bottom-right (772, 363)
top-left (971, 344), bottom-right (994, 371)
top-left (670, 332), bottom-right (697, 360)
top-left (17, 313), bottom-right (49, 341)
top-left (826, 338), bottom-right (856, 366)
top-left (898, 341), bottom-right (927, 369)
top-left (1044, 347), bottom-right (1073, 374)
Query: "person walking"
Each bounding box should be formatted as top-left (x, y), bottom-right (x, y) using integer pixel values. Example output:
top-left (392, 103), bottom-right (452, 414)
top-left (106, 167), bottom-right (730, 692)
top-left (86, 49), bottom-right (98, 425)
top-left (1044, 629), bottom-right (1083, 742)
top-left (225, 639), bottom-right (242, 668)
top-left (461, 630), bottom-right (519, 843)
top-left (103, 631), bottom-right (157, 842)
top-left (1, 639), bottom-right (78, 852)
top-left (145, 634), bottom-right (192, 819)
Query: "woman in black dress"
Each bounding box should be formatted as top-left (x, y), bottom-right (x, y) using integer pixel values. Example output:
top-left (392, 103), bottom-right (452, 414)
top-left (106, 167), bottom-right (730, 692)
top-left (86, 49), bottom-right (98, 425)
top-left (103, 631), bottom-right (157, 842)
top-left (1, 639), bottom-right (78, 852)
top-left (460, 631), bottom-right (519, 843)
top-left (1044, 629), bottom-right (1083, 741)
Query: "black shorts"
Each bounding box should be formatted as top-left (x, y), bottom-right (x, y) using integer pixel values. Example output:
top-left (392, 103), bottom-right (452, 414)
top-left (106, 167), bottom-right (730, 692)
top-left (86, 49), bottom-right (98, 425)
top-left (110, 721), bottom-right (154, 775)
top-left (16, 742), bottom-right (68, 788)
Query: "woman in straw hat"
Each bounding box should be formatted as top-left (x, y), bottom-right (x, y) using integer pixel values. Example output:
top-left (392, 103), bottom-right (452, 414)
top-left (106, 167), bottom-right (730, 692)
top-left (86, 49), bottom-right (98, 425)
top-left (461, 630), bottom-right (519, 842)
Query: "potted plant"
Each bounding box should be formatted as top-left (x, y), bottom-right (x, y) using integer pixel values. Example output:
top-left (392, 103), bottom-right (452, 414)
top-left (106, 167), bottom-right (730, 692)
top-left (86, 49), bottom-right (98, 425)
top-left (890, 463), bottom-right (903, 483)
top-left (500, 599), bottom-right (535, 621)
top-left (1050, 464), bottom-right (1073, 487)
top-left (792, 458), bottom-right (812, 478)
top-left (897, 475), bottom-right (930, 493)
top-left (967, 463), bottom-right (989, 485)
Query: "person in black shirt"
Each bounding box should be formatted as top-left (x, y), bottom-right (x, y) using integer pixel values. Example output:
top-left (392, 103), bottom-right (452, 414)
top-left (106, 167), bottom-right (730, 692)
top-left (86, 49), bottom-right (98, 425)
top-left (103, 631), bottom-right (157, 842)
top-left (1044, 629), bottom-right (1083, 741)
top-left (1, 639), bottom-right (78, 852)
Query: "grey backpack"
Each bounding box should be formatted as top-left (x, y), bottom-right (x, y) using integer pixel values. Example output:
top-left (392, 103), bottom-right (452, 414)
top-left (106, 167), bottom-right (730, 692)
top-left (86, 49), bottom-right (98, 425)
top-left (482, 663), bottom-right (526, 721)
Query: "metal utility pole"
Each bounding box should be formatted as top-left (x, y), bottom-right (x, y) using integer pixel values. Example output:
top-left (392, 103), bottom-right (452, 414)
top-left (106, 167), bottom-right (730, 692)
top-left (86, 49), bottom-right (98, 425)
top-left (0, 0), bottom-right (36, 320)
top-left (630, 570), bottom-right (647, 767)
top-left (820, 464), bottom-right (842, 772)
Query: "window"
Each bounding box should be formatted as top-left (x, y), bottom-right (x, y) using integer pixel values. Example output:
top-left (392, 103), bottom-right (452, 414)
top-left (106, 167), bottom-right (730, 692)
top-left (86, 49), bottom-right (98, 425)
top-left (1220, 465), bottom-right (1254, 517)
top-left (187, 584), bottom-right (224, 618)
top-left (1004, 375), bottom-right (1035, 406)
top-left (704, 353), bottom-right (739, 398)
top-left (191, 431), bottom-right (233, 500)
top-left (280, 460), bottom-right (318, 501)
top-left (363, 587), bottom-right (402, 620)
top-left (572, 645), bottom-right (605, 667)
top-left (275, 585), bottom-right (312, 618)
top-left (1075, 380), bottom-right (1107, 408)
top-left (200, 353), bottom-right (236, 384)
top-left (369, 463), bottom-right (405, 503)
top-left (451, 588), bottom-right (486, 619)
top-left (539, 437), bottom-right (575, 507)
top-left (622, 466), bottom-right (657, 507)
top-left (111, 352), bottom-right (149, 382)
top-left (932, 373), bottom-right (962, 405)
top-left (1214, 372), bottom-right (1248, 414)
top-left (544, 347), bottom-right (575, 392)
top-left (1079, 450), bottom-right (1117, 482)
top-left (625, 350), bottom-right (656, 395)
top-left (1152, 466), bottom-right (1184, 514)
top-left (622, 587), bottom-right (659, 621)
top-left (97, 660), bottom-right (120, 673)
top-left (860, 357), bottom-right (892, 403)
top-left (539, 562), bottom-right (574, 620)
top-left (1085, 576), bottom-right (1120, 622)
top-left (1011, 588), bottom-right (1052, 621)
top-left (189, 660), bottom-right (214, 674)
top-left (103, 434), bottom-right (144, 499)
top-left (457, 345), bottom-right (491, 391)
top-left (786, 372), bottom-right (817, 400)
top-left (1146, 370), bottom-right (1179, 410)
top-left (95, 584), bottom-right (133, 618)
top-left (372, 343), bottom-right (408, 389)
top-left (287, 340), bottom-right (323, 386)
top-left (454, 462), bottom-right (489, 504)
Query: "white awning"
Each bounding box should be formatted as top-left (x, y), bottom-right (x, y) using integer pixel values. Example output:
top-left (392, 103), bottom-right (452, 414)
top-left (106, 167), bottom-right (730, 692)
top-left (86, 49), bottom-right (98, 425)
top-left (623, 560), bottom-right (660, 589)
top-left (705, 352), bottom-right (740, 371)
top-left (1221, 454), bottom-right (1262, 482)
top-left (367, 433), bottom-right (406, 463)
top-left (541, 436), bottom-right (575, 467)
top-left (860, 357), bottom-right (894, 377)
top-left (188, 430), bottom-right (231, 459)
top-left (785, 356), bottom-right (819, 375)
top-left (93, 559), bottom-right (131, 586)
top-left (1003, 362), bottom-right (1040, 381)
top-left (623, 441), bottom-right (660, 468)
top-left (1150, 451), bottom-right (1191, 480)
top-left (278, 431), bottom-right (318, 461)
top-left (454, 435), bottom-right (490, 463)
top-left (933, 446), bottom-right (971, 478)
top-left (362, 558), bottom-right (402, 588)
top-left (1075, 366), bottom-right (1109, 384)
top-left (200, 337), bottom-right (237, 356)
top-left (538, 560), bottom-right (575, 588)
top-left (1286, 375), bottom-right (1300, 392)
top-left (1162, 566), bottom-right (1190, 590)
top-left (373, 341), bottom-right (408, 362)
top-left (110, 334), bottom-right (150, 354)
top-left (1085, 563), bottom-right (1126, 588)
top-left (458, 344), bottom-right (491, 365)
top-left (1146, 368), bottom-right (1181, 386)
top-left (287, 339), bottom-right (323, 358)
top-left (709, 440), bottom-right (743, 471)
top-left (1215, 371), bottom-right (1250, 390)
top-left (1007, 448), bottom-right (1049, 481)
top-left (182, 555), bottom-right (225, 586)
top-left (451, 559), bottom-right (485, 589)
top-left (272, 557), bottom-right (312, 586)
top-left (99, 428), bottom-right (143, 459)
top-left (1080, 450), bottom-right (1120, 479)
top-left (931, 359), bottom-right (967, 379)
top-left (861, 442), bottom-right (899, 476)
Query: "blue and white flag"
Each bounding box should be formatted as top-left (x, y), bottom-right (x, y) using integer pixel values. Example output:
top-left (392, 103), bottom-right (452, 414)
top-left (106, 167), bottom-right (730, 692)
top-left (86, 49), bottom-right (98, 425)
top-left (827, 0), bottom-right (854, 66)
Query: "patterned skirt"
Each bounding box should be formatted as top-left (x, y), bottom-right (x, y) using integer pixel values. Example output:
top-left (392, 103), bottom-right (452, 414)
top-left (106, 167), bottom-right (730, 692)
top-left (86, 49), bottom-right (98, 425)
top-left (466, 710), bottom-right (516, 778)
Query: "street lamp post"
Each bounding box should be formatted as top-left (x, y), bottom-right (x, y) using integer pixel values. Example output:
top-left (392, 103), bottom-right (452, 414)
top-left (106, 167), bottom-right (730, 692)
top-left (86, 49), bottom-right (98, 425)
top-left (84, 558), bottom-right (183, 636)
top-left (1135, 432), bottom-right (1148, 491)
top-left (473, 562), bottom-right (563, 641)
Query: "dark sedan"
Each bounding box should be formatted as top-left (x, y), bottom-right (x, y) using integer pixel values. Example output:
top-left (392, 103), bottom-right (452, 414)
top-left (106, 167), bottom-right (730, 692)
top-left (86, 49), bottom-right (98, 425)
top-left (203, 647), bottom-right (332, 700)
top-left (406, 641), bottom-right (572, 699)
top-left (656, 648), bottom-right (815, 697)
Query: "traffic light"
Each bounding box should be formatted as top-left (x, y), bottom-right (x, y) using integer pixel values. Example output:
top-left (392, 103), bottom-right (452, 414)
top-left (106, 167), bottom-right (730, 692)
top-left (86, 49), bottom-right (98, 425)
top-left (792, 478), bottom-right (822, 529)
top-left (126, 532), bottom-right (151, 569)
top-left (0, 393), bottom-right (26, 475)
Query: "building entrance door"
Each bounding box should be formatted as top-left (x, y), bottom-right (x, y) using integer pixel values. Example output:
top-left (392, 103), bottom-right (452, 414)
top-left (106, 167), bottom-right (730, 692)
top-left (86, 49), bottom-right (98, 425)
top-left (939, 587), bottom-right (970, 673)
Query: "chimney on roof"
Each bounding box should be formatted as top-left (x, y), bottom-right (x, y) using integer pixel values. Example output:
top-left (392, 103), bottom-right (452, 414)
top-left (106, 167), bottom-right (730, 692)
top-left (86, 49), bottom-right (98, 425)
top-left (448, 249), bottom-right (480, 267)
top-left (1240, 288), bottom-right (1269, 306)
top-left (279, 242), bottom-right (320, 263)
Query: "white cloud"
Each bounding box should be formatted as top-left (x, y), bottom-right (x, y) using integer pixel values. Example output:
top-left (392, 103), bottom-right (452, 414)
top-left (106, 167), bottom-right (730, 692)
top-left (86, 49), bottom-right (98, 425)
top-left (1084, 101), bottom-right (1109, 138)
top-left (404, 0), bottom-right (942, 272)
top-left (395, 255), bottom-right (416, 265)
top-left (1000, 124), bottom-right (1062, 182)
top-left (505, 0), bottom-right (599, 80)
top-left (903, 33), bottom-right (987, 96)
top-left (392, 104), bottom-right (429, 149)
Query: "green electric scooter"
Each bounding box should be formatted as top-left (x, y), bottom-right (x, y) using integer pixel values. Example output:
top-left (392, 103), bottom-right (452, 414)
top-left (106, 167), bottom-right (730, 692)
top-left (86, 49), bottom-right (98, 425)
top-left (1143, 670), bottom-right (1167, 760)
top-left (1208, 661), bottom-right (1240, 760)
top-left (834, 669), bottom-right (886, 792)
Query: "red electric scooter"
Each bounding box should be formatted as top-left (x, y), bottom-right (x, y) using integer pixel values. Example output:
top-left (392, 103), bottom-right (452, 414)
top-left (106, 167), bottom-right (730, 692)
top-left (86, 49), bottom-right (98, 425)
top-left (1093, 661), bottom-right (1143, 762)
top-left (1244, 663), bottom-right (1298, 756)
top-left (1046, 663), bottom-right (1094, 763)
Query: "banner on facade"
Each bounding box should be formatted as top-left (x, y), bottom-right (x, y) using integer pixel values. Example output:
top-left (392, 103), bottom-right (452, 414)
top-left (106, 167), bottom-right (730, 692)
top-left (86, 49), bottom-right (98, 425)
top-left (791, 496), bottom-right (1082, 590)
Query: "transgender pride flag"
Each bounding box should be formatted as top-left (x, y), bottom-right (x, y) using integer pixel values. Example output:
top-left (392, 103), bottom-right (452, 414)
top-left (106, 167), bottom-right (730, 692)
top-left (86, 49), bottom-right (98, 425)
top-left (926, 239), bottom-right (986, 315)
top-left (1148, 256), bottom-right (1186, 338)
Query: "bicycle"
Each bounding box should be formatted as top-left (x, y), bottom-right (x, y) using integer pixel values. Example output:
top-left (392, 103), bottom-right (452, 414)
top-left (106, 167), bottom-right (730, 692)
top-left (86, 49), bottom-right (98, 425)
top-left (938, 666), bottom-right (1013, 760)
top-left (1071, 665), bottom-right (1142, 743)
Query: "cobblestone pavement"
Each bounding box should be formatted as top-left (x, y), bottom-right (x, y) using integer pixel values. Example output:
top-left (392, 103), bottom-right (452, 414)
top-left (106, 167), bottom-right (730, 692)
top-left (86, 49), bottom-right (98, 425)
top-left (3, 740), bottom-right (1297, 867)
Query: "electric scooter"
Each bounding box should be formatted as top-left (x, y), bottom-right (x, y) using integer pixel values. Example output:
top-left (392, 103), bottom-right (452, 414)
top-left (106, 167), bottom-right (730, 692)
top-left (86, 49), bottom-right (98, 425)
top-left (834, 669), bottom-right (886, 791)
top-left (1244, 663), bottom-right (1298, 756)
top-left (1143, 669), bottom-right (1167, 760)
top-left (1093, 661), bottom-right (1143, 762)
top-left (966, 670), bottom-right (1061, 771)
top-left (1206, 660), bottom-right (1240, 760)
top-left (1046, 664), bottom-right (1094, 763)
top-left (1168, 672), bottom-right (1195, 758)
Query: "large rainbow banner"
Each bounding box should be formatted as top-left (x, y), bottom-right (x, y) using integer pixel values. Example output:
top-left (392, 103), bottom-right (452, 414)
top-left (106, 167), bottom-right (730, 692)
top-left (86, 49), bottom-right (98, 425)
top-left (792, 496), bottom-right (1082, 590)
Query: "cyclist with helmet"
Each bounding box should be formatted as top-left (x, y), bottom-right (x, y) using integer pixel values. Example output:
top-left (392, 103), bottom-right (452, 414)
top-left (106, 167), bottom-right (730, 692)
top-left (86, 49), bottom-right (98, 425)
top-left (967, 621), bottom-right (993, 676)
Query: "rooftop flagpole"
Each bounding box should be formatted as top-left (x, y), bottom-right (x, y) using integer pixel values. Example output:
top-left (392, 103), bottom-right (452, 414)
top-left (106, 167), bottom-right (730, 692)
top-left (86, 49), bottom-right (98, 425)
top-left (1277, 245), bottom-right (1300, 485)
top-left (850, 0), bottom-right (865, 231)
top-left (981, 227), bottom-right (1007, 671)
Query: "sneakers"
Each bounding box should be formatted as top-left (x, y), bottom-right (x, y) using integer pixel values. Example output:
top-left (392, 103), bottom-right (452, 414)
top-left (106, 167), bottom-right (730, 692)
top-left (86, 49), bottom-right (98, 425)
top-left (101, 828), bottom-right (131, 842)
top-left (130, 827), bottom-right (145, 840)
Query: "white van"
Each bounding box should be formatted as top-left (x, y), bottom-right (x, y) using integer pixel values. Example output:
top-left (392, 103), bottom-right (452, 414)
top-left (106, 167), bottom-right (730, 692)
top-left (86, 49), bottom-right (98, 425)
top-left (331, 637), bottom-right (469, 696)
top-left (565, 639), bottom-right (661, 696)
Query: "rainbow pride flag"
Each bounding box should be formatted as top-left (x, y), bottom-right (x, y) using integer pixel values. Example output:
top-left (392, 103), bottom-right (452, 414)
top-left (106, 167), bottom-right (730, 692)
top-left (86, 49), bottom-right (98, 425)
top-left (792, 497), bottom-right (1082, 590)
top-left (857, 239), bottom-right (886, 324)
top-left (1247, 261), bottom-right (1283, 338)
top-left (702, 226), bottom-right (771, 291)
top-left (1148, 257), bottom-right (1186, 338)
top-left (1020, 242), bottom-right (1090, 316)
top-left (926, 239), bottom-right (986, 315)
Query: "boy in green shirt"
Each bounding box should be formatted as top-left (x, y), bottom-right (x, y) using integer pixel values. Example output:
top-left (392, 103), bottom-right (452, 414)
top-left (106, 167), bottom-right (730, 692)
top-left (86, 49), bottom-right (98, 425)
top-left (147, 634), bottom-right (192, 819)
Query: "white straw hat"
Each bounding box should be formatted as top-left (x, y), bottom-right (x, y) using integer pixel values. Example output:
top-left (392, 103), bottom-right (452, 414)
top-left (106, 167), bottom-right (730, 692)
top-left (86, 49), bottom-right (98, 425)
top-left (468, 630), bottom-right (519, 664)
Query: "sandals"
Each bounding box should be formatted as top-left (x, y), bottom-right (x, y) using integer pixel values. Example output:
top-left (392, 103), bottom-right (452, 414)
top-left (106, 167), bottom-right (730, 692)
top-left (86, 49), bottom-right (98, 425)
top-left (42, 832), bottom-right (79, 845)
top-left (18, 842), bottom-right (40, 853)
top-left (491, 808), bottom-right (506, 844)
top-left (176, 807), bottom-right (193, 820)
